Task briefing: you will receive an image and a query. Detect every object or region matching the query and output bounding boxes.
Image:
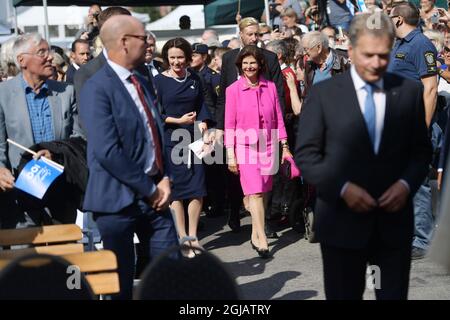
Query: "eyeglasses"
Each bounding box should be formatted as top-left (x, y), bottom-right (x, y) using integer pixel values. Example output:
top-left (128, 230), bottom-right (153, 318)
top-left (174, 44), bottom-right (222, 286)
top-left (303, 44), bottom-right (319, 54)
top-left (124, 34), bottom-right (148, 42)
top-left (22, 48), bottom-right (54, 59)
top-left (389, 15), bottom-right (400, 19)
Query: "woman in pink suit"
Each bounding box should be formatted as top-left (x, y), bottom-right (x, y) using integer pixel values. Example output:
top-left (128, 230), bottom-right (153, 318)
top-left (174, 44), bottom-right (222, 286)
top-left (224, 45), bottom-right (292, 258)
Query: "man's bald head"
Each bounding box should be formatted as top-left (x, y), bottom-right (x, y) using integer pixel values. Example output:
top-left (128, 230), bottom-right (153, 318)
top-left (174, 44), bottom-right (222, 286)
top-left (100, 15), bottom-right (144, 51)
top-left (100, 15), bottom-right (147, 69)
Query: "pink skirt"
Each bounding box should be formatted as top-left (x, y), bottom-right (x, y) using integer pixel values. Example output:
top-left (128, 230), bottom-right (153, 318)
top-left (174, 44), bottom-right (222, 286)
top-left (235, 142), bottom-right (278, 195)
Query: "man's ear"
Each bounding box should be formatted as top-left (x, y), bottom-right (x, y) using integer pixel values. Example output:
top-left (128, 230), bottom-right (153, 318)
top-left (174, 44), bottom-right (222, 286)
top-left (347, 44), bottom-right (353, 61)
top-left (17, 54), bottom-right (25, 69)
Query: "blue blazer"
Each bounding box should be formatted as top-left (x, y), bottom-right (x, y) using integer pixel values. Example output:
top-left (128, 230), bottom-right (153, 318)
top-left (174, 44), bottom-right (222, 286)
top-left (79, 63), bottom-right (170, 213)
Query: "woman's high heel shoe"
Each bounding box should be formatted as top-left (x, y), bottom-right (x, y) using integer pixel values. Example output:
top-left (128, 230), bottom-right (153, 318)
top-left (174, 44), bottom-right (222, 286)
top-left (250, 240), bottom-right (270, 259)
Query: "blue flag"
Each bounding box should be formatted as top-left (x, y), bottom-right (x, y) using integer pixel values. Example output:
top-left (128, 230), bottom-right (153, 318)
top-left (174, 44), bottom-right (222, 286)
top-left (15, 158), bottom-right (64, 199)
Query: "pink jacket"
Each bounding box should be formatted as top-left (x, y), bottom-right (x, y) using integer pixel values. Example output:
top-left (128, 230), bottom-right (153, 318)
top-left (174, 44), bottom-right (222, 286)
top-left (224, 76), bottom-right (287, 147)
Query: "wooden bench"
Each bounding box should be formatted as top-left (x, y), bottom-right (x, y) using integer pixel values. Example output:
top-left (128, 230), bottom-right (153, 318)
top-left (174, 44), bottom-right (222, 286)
top-left (0, 224), bottom-right (119, 296)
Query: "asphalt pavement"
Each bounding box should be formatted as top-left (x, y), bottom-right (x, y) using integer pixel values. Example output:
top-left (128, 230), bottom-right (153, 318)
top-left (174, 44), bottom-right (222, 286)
top-left (197, 213), bottom-right (450, 300)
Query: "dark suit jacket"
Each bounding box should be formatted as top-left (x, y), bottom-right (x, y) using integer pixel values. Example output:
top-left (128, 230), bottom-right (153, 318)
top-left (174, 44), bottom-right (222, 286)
top-left (74, 52), bottom-right (107, 104)
top-left (152, 60), bottom-right (165, 74)
top-left (79, 63), bottom-right (169, 213)
top-left (74, 52), bottom-right (157, 104)
top-left (216, 47), bottom-right (286, 130)
top-left (65, 64), bottom-right (77, 84)
top-left (135, 64), bottom-right (157, 98)
top-left (295, 71), bottom-right (432, 250)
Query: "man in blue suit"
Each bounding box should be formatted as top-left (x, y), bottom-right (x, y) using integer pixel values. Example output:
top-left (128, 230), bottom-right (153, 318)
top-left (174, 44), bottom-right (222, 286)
top-left (79, 15), bottom-right (178, 300)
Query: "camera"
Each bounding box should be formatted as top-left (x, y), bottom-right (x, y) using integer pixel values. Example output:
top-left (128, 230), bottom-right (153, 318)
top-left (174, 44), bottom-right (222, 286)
top-left (269, 3), bottom-right (280, 19)
top-left (431, 12), bottom-right (439, 24)
top-left (86, 24), bottom-right (99, 41)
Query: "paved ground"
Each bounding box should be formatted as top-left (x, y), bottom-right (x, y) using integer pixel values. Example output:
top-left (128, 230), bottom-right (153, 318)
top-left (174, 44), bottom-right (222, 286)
top-left (197, 214), bottom-right (450, 300)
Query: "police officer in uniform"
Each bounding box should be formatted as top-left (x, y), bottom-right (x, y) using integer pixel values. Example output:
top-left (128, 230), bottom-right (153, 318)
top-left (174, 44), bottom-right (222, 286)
top-left (388, 3), bottom-right (438, 260)
top-left (190, 43), bottom-right (226, 218)
top-left (191, 43), bottom-right (220, 112)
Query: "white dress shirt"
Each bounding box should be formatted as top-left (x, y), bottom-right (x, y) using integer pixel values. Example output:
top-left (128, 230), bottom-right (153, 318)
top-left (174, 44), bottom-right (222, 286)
top-left (350, 65), bottom-right (385, 155)
top-left (146, 61), bottom-right (160, 77)
top-left (106, 59), bottom-right (156, 174)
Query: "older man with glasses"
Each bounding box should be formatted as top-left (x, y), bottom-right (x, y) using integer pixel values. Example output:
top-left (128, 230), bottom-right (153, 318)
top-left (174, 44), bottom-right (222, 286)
top-left (302, 31), bottom-right (350, 96)
top-left (0, 32), bottom-right (82, 228)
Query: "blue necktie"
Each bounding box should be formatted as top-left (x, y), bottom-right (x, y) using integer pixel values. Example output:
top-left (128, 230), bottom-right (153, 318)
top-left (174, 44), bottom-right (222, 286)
top-left (363, 83), bottom-right (376, 147)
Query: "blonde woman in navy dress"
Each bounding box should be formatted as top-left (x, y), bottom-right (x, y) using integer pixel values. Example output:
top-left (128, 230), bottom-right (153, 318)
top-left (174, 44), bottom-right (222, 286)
top-left (154, 38), bottom-right (213, 249)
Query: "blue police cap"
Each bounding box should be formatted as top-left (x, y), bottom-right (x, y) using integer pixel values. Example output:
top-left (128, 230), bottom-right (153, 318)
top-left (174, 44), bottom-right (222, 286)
top-left (192, 43), bottom-right (208, 54)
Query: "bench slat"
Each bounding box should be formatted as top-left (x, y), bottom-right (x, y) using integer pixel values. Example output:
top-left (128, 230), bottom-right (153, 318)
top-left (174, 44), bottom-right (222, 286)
top-left (0, 243), bottom-right (84, 259)
top-left (0, 224), bottom-right (82, 246)
top-left (86, 273), bottom-right (120, 295)
top-left (62, 250), bottom-right (117, 273)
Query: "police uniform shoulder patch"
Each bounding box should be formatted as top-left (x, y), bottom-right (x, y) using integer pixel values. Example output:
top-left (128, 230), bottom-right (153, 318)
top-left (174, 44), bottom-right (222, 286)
top-left (425, 51), bottom-right (437, 73)
top-left (395, 52), bottom-right (406, 60)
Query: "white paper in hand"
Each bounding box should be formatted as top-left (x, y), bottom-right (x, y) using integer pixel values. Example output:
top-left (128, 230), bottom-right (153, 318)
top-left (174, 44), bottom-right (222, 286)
top-left (188, 138), bottom-right (213, 160)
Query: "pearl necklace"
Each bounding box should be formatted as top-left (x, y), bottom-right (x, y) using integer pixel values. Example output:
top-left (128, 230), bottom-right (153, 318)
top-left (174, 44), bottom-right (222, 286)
top-left (169, 68), bottom-right (188, 83)
top-left (247, 79), bottom-right (259, 87)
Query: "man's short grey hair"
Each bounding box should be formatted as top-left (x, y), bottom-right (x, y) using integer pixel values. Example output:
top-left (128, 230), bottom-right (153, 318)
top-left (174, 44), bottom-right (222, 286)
top-left (423, 29), bottom-right (444, 53)
top-left (303, 31), bottom-right (329, 50)
top-left (0, 37), bottom-right (17, 72)
top-left (348, 12), bottom-right (395, 47)
top-left (146, 30), bottom-right (157, 41)
top-left (12, 33), bottom-right (44, 69)
top-left (266, 40), bottom-right (288, 60)
top-left (203, 29), bottom-right (218, 40)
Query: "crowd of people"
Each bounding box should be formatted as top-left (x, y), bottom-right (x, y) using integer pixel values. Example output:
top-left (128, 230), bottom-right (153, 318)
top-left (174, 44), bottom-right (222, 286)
top-left (1, 0), bottom-right (450, 300)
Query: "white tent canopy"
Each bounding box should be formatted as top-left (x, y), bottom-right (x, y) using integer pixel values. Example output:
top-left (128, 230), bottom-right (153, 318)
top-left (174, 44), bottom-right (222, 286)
top-left (17, 6), bottom-right (149, 27)
top-left (146, 5), bottom-right (204, 31)
top-left (0, 24), bottom-right (11, 34)
top-left (0, 23), bottom-right (13, 44)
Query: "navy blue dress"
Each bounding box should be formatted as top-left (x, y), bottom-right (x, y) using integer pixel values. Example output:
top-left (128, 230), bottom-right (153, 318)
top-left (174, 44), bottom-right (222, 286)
top-left (154, 72), bottom-right (211, 201)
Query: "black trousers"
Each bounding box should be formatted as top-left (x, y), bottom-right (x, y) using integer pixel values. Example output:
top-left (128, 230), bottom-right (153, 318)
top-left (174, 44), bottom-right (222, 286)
top-left (320, 238), bottom-right (412, 300)
top-left (204, 162), bottom-right (226, 216)
top-left (226, 168), bottom-right (244, 225)
top-left (94, 201), bottom-right (178, 300)
top-left (0, 191), bottom-right (21, 230)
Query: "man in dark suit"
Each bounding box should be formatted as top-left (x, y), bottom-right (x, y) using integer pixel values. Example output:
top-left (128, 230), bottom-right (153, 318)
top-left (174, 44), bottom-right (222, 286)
top-left (73, 6), bottom-right (131, 102)
top-left (79, 15), bottom-right (178, 300)
top-left (216, 17), bottom-right (285, 234)
top-left (295, 13), bottom-right (432, 300)
top-left (74, 7), bottom-right (157, 104)
top-left (145, 31), bottom-right (165, 76)
top-left (66, 39), bottom-right (91, 84)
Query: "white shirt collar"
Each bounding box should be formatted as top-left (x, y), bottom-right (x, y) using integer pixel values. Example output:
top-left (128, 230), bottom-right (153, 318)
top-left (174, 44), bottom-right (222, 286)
top-left (350, 65), bottom-right (383, 91)
top-left (72, 62), bottom-right (80, 70)
top-left (102, 48), bottom-right (109, 60)
top-left (106, 59), bottom-right (132, 82)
